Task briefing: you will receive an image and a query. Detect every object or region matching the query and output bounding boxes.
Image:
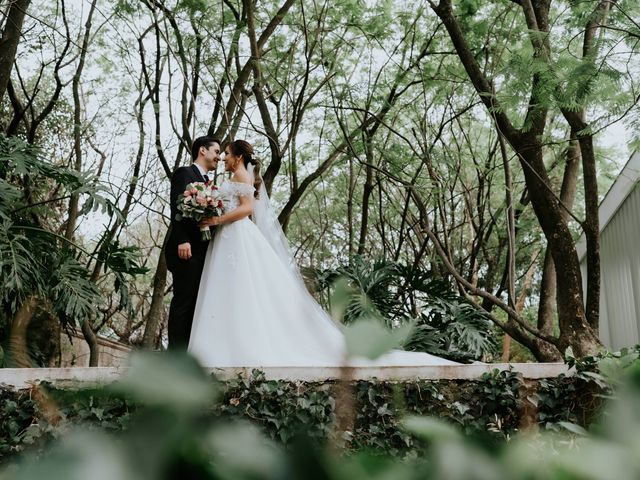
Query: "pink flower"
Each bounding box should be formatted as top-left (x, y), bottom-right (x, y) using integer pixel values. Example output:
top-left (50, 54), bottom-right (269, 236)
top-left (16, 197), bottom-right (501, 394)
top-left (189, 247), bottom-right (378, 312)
top-left (190, 188), bottom-right (198, 195)
top-left (196, 197), bottom-right (207, 206)
top-left (183, 190), bottom-right (191, 197)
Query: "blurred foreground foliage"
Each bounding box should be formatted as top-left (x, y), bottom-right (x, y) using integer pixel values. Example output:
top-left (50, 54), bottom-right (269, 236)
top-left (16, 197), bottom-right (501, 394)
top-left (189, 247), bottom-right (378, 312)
top-left (3, 347), bottom-right (640, 478)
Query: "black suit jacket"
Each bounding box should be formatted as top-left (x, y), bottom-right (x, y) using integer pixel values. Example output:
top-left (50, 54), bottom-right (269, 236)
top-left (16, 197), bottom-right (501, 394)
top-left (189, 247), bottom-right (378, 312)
top-left (165, 164), bottom-right (210, 270)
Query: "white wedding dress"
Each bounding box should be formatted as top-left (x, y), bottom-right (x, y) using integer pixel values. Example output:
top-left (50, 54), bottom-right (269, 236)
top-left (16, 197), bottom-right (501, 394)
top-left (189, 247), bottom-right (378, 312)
top-left (188, 180), bottom-right (458, 367)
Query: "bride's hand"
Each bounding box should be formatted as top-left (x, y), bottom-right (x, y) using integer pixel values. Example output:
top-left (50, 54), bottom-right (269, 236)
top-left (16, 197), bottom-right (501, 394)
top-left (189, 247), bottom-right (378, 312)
top-left (200, 216), bottom-right (222, 228)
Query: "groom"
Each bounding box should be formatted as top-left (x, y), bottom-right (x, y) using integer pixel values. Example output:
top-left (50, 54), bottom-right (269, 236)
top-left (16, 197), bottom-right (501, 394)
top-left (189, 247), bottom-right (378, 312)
top-left (165, 136), bottom-right (221, 349)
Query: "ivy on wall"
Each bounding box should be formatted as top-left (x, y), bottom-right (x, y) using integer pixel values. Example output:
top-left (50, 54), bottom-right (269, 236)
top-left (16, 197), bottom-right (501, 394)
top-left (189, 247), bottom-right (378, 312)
top-left (0, 368), bottom-right (604, 463)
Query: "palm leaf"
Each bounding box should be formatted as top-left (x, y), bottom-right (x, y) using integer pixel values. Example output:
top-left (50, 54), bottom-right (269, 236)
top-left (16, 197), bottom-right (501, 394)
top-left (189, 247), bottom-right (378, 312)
top-left (49, 254), bottom-right (101, 325)
top-left (0, 221), bottom-right (43, 310)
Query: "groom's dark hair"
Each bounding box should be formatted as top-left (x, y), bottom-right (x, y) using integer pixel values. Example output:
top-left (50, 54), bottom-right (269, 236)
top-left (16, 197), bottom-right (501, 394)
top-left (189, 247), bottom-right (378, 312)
top-left (191, 136), bottom-right (221, 161)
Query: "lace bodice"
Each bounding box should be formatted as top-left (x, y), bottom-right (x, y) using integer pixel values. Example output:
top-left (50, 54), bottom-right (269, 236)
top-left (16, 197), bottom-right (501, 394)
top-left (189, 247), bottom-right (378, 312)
top-left (219, 181), bottom-right (255, 212)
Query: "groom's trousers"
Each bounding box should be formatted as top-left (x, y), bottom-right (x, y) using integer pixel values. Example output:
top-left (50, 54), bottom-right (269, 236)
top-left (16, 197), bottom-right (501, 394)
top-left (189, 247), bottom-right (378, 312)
top-left (167, 248), bottom-right (206, 350)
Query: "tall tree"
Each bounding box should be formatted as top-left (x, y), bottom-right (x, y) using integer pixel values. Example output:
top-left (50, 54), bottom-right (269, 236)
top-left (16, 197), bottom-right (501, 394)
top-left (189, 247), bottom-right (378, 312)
top-left (0, 0), bottom-right (31, 104)
top-left (427, 0), bottom-right (604, 357)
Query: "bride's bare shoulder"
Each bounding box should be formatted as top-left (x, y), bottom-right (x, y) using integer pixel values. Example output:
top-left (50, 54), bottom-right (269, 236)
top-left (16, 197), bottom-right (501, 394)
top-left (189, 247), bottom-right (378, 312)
top-left (230, 171), bottom-right (252, 185)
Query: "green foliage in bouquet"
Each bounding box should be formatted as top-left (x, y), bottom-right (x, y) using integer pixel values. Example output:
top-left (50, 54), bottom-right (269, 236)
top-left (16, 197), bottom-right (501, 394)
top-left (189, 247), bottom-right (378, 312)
top-left (176, 181), bottom-right (222, 241)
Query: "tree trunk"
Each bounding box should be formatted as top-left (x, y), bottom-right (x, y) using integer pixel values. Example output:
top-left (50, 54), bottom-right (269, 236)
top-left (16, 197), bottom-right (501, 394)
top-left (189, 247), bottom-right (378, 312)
top-left (64, 0), bottom-right (100, 365)
top-left (0, 0), bottom-right (31, 105)
top-left (357, 136), bottom-right (375, 255)
top-left (574, 131), bottom-right (600, 330)
top-left (27, 308), bottom-right (62, 367)
top-left (537, 135), bottom-right (581, 334)
top-left (431, 0), bottom-right (602, 358)
top-left (559, 0), bottom-right (611, 331)
top-left (64, 0), bottom-right (97, 240)
top-left (8, 295), bottom-right (38, 368)
top-left (142, 239), bottom-right (169, 349)
top-left (502, 249), bottom-right (539, 362)
top-left (517, 140), bottom-right (599, 357)
top-left (81, 318), bottom-right (100, 366)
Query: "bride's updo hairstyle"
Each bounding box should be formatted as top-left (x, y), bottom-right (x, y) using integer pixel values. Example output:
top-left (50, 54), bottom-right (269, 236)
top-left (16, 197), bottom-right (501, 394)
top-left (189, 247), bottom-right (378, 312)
top-left (229, 139), bottom-right (261, 199)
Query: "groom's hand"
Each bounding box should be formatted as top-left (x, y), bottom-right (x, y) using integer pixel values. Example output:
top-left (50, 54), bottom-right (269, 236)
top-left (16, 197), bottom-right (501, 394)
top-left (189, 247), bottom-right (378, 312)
top-left (178, 242), bottom-right (192, 260)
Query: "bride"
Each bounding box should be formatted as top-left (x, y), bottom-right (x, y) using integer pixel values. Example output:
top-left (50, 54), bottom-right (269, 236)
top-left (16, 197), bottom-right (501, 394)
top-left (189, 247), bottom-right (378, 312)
top-left (188, 140), bottom-right (458, 367)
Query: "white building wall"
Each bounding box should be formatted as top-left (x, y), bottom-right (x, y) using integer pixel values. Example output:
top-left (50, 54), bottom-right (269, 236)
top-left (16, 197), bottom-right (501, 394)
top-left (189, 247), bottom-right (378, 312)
top-left (579, 152), bottom-right (640, 350)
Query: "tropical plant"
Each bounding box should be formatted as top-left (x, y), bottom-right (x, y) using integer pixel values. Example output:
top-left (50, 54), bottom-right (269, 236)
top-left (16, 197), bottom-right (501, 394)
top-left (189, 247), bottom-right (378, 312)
top-left (0, 134), bottom-right (145, 366)
top-left (313, 257), bottom-right (498, 362)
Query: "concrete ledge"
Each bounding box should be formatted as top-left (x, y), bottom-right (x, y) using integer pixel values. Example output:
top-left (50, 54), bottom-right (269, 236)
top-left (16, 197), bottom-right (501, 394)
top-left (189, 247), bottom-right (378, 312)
top-left (0, 363), bottom-right (573, 389)
top-left (0, 367), bottom-right (127, 389)
top-left (209, 363), bottom-right (573, 382)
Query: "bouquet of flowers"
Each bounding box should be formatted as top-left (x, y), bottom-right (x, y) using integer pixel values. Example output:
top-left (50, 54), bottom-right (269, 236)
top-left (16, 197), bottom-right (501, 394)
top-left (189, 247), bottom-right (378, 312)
top-left (176, 181), bottom-right (223, 241)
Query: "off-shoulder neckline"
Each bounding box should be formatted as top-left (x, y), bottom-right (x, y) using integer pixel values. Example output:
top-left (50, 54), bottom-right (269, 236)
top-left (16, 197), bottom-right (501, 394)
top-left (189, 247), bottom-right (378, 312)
top-left (226, 180), bottom-right (255, 188)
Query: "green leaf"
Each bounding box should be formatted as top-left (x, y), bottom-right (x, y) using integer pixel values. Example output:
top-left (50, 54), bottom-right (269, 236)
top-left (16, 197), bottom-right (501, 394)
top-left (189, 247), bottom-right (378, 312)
top-left (111, 351), bottom-right (217, 411)
top-left (206, 422), bottom-right (283, 477)
top-left (344, 317), bottom-right (414, 360)
top-left (400, 415), bottom-right (461, 442)
top-left (329, 277), bottom-right (354, 322)
top-left (558, 421), bottom-right (588, 436)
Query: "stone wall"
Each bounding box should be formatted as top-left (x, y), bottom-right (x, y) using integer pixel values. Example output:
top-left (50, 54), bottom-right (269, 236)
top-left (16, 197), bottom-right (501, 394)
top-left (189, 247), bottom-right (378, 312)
top-left (60, 329), bottom-right (131, 367)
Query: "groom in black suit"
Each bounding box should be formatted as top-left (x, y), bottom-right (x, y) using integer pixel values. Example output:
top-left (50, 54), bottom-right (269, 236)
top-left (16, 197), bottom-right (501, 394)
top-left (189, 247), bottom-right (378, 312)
top-left (165, 136), bottom-right (221, 349)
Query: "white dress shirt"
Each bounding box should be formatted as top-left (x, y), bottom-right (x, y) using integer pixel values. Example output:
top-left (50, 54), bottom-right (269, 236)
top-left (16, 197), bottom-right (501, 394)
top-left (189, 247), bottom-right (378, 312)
top-left (193, 162), bottom-right (208, 179)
